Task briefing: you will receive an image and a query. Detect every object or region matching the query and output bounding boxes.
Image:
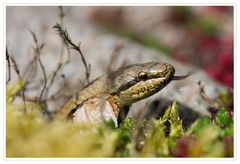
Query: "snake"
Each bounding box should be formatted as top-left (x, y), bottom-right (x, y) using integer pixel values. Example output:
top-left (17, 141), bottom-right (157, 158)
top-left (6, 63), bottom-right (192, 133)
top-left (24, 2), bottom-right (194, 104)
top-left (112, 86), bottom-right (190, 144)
top-left (55, 62), bottom-right (189, 120)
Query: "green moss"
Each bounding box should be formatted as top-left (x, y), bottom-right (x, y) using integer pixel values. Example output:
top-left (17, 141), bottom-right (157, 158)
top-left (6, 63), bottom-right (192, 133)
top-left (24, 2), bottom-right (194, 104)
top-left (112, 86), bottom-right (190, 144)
top-left (6, 82), bottom-right (233, 157)
top-left (6, 81), bottom-right (118, 157)
top-left (216, 108), bottom-right (232, 127)
top-left (7, 108), bottom-right (119, 157)
top-left (187, 116), bottom-right (211, 135)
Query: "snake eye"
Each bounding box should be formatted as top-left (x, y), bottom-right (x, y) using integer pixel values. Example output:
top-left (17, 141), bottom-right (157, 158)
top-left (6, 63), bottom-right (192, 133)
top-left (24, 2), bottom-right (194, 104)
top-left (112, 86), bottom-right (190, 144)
top-left (138, 71), bottom-right (148, 80)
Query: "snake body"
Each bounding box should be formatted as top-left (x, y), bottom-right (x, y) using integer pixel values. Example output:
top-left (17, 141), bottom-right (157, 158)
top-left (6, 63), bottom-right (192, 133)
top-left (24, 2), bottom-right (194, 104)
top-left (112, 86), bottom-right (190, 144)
top-left (55, 62), bottom-right (176, 120)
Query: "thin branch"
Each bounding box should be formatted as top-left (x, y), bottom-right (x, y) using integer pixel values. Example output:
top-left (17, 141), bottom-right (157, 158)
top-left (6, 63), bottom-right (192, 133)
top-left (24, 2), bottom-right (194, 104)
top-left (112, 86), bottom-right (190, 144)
top-left (6, 47), bottom-right (11, 83)
top-left (45, 61), bottom-right (66, 98)
top-left (22, 29), bottom-right (44, 82)
top-left (22, 50), bottom-right (38, 82)
top-left (9, 55), bottom-right (20, 80)
top-left (198, 81), bottom-right (220, 110)
top-left (58, 6), bottom-right (66, 25)
top-left (58, 6), bottom-right (66, 63)
top-left (9, 53), bottom-right (26, 113)
top-left (29, 30), bottom-right (47, 104)
top-left (133, 102), bottom-right (150, 151)
top-left (57, 6), bottom-right (71, 64)
top-left (47, 74), bottom-right (70, 101)
top-left (45, 7), bottom-right (70, 98)
top-left (53, 23), bottom-right (90, 84)
top-left (107, 43), bottom-right (124, 73)
top-left (37, 54), bottom-right (47, 103)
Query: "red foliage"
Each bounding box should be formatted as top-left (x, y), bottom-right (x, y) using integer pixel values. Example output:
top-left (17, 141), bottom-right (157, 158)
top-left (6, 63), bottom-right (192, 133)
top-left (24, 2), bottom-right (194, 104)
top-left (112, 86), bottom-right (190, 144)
top-left (224, 136), bottom-right (234, 157)
top-left (171, 136), bottom-right (196, 157)
top-left (208, 6), bottom-right (232, 13)
top-left (207, 51), bottom-right (233, 88)
top-left (174, 34), bottom-right (233, 88)
top-left (199, 36), bottom-right (221, 50)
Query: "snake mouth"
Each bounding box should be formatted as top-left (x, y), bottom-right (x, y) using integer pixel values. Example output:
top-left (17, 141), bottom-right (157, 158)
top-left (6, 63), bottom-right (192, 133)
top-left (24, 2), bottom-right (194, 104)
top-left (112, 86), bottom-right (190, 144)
top-left (172, 71), bottom-right (192, 80)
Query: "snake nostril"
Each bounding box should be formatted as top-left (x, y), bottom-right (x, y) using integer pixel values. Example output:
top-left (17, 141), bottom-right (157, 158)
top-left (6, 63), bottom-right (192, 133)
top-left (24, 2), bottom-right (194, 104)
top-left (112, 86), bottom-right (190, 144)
top-left (157, 72), bottom-right (165, 78)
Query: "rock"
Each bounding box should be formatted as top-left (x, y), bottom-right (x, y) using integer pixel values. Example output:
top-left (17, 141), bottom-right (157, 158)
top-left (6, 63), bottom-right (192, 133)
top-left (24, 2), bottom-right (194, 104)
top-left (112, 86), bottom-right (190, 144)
top-left (6, 6), bottom-right (227, 118)
top-left (72, 93), bottom-right (119, 127)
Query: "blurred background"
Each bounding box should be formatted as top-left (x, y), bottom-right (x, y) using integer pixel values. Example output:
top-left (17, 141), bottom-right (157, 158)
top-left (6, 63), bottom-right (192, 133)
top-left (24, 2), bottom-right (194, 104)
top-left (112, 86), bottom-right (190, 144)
top-left (6, 6), bottom-right (234, 158)
top-left (88, 6), bottom-right (233, 88)
top-left (6, 6), bottom-right (233, 115)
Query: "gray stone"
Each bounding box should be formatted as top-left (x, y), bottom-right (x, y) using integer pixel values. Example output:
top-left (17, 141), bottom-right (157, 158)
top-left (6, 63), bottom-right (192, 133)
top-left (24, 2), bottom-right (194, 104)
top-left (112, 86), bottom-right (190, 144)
top-left (6, 6), bottom-right (226, 118)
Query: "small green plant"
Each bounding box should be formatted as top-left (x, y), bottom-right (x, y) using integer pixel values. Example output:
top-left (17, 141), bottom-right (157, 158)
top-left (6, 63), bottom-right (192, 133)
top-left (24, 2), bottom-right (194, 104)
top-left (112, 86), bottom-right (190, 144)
top-left (6, 7), bottom-right (233, 158)
top-left (6, 85), bottom-right (233, 157)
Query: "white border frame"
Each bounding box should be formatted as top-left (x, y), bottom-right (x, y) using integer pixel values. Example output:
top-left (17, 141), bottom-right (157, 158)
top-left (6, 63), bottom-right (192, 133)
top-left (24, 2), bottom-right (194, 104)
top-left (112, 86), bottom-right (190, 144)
top-left (1, 0), bottom-right (239, 163)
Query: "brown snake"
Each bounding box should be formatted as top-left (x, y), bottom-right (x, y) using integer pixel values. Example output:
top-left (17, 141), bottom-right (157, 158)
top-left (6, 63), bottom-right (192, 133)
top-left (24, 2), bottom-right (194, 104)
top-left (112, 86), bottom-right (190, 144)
top-left (55, 62), bottom-right (189, 120)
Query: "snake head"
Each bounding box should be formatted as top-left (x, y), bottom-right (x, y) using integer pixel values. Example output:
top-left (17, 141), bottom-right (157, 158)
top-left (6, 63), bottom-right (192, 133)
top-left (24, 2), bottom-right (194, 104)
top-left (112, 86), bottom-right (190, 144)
top-left (108, 62), bottom-right (175, 107)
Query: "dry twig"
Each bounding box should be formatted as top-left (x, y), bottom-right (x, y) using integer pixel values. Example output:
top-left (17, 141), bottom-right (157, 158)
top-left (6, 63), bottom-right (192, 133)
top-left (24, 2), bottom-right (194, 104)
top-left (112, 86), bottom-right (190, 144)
top-left (8, 49), bottom-right (27, 112)
top-left (45, 7), bottom-right (71, 98)
top-left (29, 30), bottom-right (47, 104)
top-left (47, 74), bottom-right (70, 101)
top-left (6, 47), bottom-right (11, 83)
top-left (132, 102), bottom-right (150, 151)
top-left (107, 43), bottom-right (124, 73)
top-left (53, 23), bottom-right (91, 84)
top-left (198, 81), bottom-right (220, 110)
top-left (58, 6), bottom-right (65, 25)
top-left (9, 55), bottom-right (20, 80)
